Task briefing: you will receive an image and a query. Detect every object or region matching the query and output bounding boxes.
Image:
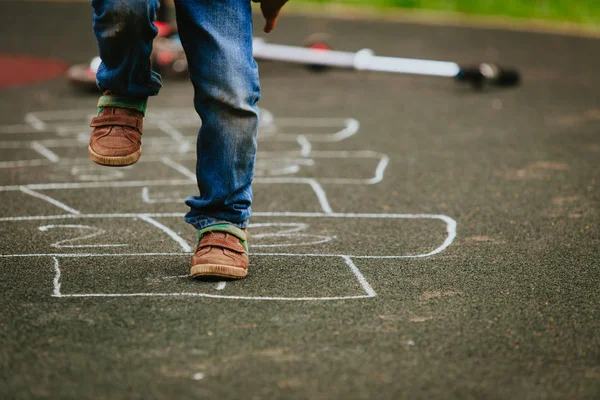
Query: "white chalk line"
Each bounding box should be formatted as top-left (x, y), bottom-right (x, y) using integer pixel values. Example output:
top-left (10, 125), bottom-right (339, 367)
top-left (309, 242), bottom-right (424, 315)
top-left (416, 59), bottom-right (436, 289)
top-left (30, 141), bottom-right (59, 163)
top-left (1, 251), bottom-right (442, 259)
top-left (53, 292), bottom-right (374, 301)
top-left (307, 179), bottom-right (333, 213)
top-left (342, 256), bottom-right (376, 297)
top-left (273, 118), bottom-right (359, 142)
top-left (52, 257), bottom-right (61, 296)
top-left (296, 135), bottom-right (311, 157)
top-left (39, 224), bottom-right (127, 248)
top-left (49, 255), bottom-right (373, 301)
top-left (19, 186), bottom-right (80, 215)
top-left (141, 187), bottom-right (186, 204)
top-left (0, 150), bottom-right (388, 185)
top-left (24, 114), bottom-right (46, 131)
top-left (251, 234), bottom-right (335, 248)
top-left (0, 159), bottom-right (49, 168)
top-left (70, 164), bottom-right (126, 182)
top-left (138, 215), bottom-right (192, 253)
top-left (157, 121), bottom-right (191, 153)
top-left (161, 274), bottom-right (189, 280)
top-left (0, 124), bottom-right (41, 135)
top-left (160, 156), bottom-right (196, 182)
top-left (253, 177), bottom-right (333, 214)
top-left (0, 179), bottom-right (194, 192)
top-left (248, 222), bottom-right (335, 248)
top-left (0, 212), bottom-right (456, 259)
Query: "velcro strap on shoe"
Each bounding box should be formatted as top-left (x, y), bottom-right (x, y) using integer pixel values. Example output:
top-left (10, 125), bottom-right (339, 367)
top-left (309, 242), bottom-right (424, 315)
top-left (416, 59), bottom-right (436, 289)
top-left (198, 224), bottom-right (248, 252)
top-left (199, 233), bottom-right (247, 254)
top-left (90, 115), bottom-right (143, 132)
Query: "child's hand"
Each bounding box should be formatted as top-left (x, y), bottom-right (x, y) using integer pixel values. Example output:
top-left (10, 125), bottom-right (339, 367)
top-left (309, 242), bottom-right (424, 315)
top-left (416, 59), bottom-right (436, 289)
top-left (253, 0), bottom-right (288, 33)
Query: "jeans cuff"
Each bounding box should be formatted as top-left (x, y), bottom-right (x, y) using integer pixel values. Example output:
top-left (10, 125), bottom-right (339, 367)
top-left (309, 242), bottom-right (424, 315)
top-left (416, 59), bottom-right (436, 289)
top-left (186, 217), bottom-right (248, 232)
top-left (97, 94), bottom-right (148, 115)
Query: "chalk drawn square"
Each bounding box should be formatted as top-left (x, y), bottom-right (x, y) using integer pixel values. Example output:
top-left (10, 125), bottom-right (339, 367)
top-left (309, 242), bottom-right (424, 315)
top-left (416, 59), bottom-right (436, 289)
top-left (51, 255), bottom-right (375, 301)
top-left (143, 213), bottom-right (455, 258)
top-left (254, 151), bottom-right (388, 183)
top-left (259, 118), bottom-right (359, 143)
top-left (0, 217), bottom-right (193, 256)
top-left (247, 214), bottom-right (455, 259)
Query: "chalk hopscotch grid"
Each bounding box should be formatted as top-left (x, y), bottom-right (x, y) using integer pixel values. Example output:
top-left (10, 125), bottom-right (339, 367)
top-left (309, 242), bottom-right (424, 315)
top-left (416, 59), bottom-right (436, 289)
top-left (0, 107), bottom-right (457, 301)
top-left (50, 254), bottom-right (377, 301)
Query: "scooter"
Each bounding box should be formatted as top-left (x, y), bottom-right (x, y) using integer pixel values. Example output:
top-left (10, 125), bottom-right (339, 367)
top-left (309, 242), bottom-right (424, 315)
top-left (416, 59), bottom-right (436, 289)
top-left (67, 4), bottom-right (520, 91)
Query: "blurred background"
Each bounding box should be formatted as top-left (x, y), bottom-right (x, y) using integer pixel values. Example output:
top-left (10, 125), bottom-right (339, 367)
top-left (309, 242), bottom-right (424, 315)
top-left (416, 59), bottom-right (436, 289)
top-left (292, 0), bottom-right (600, 25)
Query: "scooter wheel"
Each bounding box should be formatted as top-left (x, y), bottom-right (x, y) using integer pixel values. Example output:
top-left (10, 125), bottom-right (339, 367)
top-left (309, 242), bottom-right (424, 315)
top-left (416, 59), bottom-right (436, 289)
top-left (303, 33), bottom-right (332, 72)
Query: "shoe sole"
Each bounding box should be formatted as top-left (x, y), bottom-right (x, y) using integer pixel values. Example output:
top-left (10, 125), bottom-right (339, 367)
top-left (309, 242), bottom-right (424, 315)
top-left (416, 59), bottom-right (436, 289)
top-left (190, 264), bottom-right (248, 279)
top-left (88, 146), bottom-right (141, 167)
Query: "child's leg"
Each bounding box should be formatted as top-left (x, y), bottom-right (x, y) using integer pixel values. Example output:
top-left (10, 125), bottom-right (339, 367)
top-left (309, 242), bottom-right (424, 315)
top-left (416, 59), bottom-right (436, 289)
top-left (92, 0), bottom-right (162, 98)
top-left (89, 0), bottom-right (162, 166)
top-left (174, 0), bottom-right (260, 230)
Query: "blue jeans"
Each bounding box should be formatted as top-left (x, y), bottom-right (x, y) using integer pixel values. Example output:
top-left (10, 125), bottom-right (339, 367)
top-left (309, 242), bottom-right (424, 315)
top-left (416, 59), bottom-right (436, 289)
top-left (92, 0), bottom-right (261, 230)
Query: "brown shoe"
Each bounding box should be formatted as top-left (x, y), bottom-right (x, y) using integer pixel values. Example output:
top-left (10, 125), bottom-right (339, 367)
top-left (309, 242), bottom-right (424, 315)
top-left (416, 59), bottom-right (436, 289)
top-left (88, 106), bottom-right (144, 167)
top-left (190, 225), bottom-right (248, 279)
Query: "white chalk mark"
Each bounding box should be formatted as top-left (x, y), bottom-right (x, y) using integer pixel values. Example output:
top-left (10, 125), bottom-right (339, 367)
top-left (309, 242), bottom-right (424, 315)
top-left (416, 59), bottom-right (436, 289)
top-left (161, 274), bottom-right (189, 280)
top-left (141, 187), bottom-right (186, 204)
top-left (56, 292), bottom-right (374, 301)
top-left (342, 256), bottom-right (376, 297)
top-left (161, 156), bottom-right (196, 182)
top-left (20, 187), bottom-right (80, 215)
top-left (296, 135), bottom-right (311, 157)
top-left (0, 149), bottom-right (388, 184)
top-left (0, 124), bottom-right (41, 134)
top-left (157, 121), bottom-right (192, 153)
top-left (260, 108), bottom-right (274, 127)
top-left (248, 222), bottom-right (335, 248)
top-left (0, 136), bottom-right (190, 150)
top-left (253, 177), bottom-right (333, 214)
top-left (70, 165), bottom-right (126, 182)
top-left (255, 157), bottom-right (315, 176)
top-left (0, 210), bottom-right (457, 258)
top-left (138, 215), bottom-right (192, 253)
top-left (0, 139), bottom-right (72, 149)
top-left (31, 141), bottom-right (59, 163)
top-left (48, 255), bottom-right (375, 301)
top-left (1, 253), bottom-right (187, 258)
top-left (0, 159), bottom-right (48, 168)
top-left (39, 225), bottom-right (127, 248)
top-left (25, 113), bottom-right (46, 130)
top-left (248, 222), bottom-right (309, 234)
top-left (0, 179), bottom-right (194, 192)
top-left (52, 257), bottom-right (61, 297)
top-left (251, 234), bottom-right (335, 248)
top-left (307, 179), bottom-right (333, 214)
top-left (0, 209), bottom-right (454, 256)
top-left (192, 373), bottom-right (205, 381)
top-left (369, 154), bottom-right (390, 184)
top-left (274, 118), bottom-right (359, 142)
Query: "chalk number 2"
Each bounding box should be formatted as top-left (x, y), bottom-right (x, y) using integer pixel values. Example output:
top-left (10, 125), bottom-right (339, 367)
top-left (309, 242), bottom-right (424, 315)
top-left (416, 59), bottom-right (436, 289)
top-left (38, 225), bottom-right (127, 248)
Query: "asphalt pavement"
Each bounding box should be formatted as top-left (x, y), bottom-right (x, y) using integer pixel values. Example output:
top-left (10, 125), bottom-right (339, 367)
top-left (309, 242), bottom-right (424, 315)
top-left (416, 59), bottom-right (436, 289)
top-left (0, 1), bottom-right (599, 399)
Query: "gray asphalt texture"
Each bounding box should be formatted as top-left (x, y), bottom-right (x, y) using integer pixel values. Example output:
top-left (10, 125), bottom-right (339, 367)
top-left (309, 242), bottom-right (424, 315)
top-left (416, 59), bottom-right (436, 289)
top-left (1, 1), bottom-right (599, 399)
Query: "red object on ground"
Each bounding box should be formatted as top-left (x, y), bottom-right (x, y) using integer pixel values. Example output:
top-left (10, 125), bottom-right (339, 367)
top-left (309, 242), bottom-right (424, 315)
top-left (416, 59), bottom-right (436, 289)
top-left (154, 21), bottom-right (172, 37)
top-left (310, 43), bottom-right (331, 51)
top-left (0, 54), bottom-right (69, 89)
